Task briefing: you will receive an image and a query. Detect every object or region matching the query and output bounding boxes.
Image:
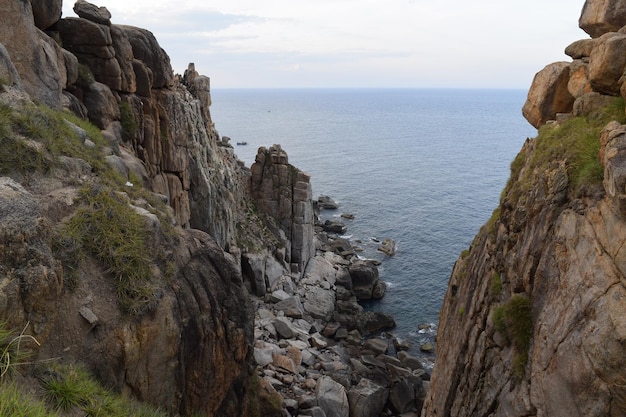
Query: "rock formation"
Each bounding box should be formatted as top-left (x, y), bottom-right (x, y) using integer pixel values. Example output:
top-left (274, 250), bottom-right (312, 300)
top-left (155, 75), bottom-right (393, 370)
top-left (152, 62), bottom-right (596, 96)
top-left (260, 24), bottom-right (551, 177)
top-left (424, 1), bottom-right (626, 416)
top-left (0, 1), bottom-right (260, 415)
top-left (0, 1), bottom-right (413, 416)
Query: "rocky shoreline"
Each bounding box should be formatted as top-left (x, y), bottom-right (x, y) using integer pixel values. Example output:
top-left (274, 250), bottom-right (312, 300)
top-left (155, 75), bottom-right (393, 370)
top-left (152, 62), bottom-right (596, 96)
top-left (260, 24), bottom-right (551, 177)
top-left (250, 196), bottom-right (431, 417)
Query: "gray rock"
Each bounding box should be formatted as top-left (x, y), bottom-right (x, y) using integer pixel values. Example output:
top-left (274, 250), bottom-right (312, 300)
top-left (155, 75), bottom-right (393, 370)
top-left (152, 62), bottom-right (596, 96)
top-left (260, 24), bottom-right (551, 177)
top-left (274, 316), bottom-right (297, 339)
top-left (73, 0), bottom-right (112, 25)
top-left (274, 295), bottom-right (305, 319)
top-left (318, 195), bottom-right (338, 209)
top-left (389, 378), bottom-right (416, 414)
top-left (349, 260), bottom-right (380, 300)
top-left (363, 338), bottom-right (389, 356)
top-left (30, 0), bottom-right (62, 30)
top-left (254, 344), bottom-right (274, 367)
top-left (316, 376), bottom-right (349, 417)
top-left (348, 378), bottom-right (389, 417)
top-left (270, 289), bottom-right (291, 303)
top-left (397, 351), bottom-right (423, 371)
top-left (300, 406), bottom-right (327, 417)
top-left (303, 286), bottom-right (335, 320)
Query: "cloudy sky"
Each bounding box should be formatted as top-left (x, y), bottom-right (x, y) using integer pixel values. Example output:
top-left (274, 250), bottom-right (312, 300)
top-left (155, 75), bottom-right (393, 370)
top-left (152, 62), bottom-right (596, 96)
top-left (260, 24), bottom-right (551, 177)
top-left (61, 1), bottom-right (587, 89)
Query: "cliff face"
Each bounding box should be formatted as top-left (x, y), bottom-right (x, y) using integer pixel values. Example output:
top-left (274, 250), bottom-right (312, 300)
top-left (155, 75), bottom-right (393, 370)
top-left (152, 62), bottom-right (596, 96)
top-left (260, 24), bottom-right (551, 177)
top-left (423, 1), bottom-right (626, 416)
top-left (0, 1), bottom-right (313, 416)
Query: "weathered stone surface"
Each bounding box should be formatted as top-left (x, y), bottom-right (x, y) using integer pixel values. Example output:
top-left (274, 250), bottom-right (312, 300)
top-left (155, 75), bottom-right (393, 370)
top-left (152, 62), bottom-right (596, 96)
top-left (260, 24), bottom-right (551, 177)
top-left (579, 0), bottom-right (626, 38)
top-left (118, 25), bottom-right (174, 89)
top-left (587, 32), bottom-right (626, 95)
top-left (82, 81), bottom-right (119, 129)
top-left (316, 376), bottom-right (349, 417)
top-left (423, 117), bottom-right (626, 417)
top-left (522, 62), bottom-right (575, 128)
top-left (0, 1), bottom-right (66, 107)
top-left (363, 338), bottom-right (389, 356)
top-left (347, 379), bottom-right (388, 417)
top-left (250, 145), bottom-right (315, 271)
top-left (565, 38), bottom-right (595, 59)
top-left (0, 43), bottom-right (22, 89)
top-left (30, 0), bottom-right (62, 30)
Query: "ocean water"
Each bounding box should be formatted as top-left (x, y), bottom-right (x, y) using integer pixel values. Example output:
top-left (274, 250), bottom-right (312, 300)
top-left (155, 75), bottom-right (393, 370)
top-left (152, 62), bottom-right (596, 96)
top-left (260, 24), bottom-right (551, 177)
top-left (210, 88), bottom-right (537, 359)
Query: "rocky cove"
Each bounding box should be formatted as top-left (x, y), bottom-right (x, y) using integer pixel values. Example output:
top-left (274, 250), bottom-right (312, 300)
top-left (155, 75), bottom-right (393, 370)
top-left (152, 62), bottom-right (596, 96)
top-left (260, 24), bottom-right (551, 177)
top-left (2, 0), bottom-right (626, 416)
top-left (0, 1), bottom-right (429, 416)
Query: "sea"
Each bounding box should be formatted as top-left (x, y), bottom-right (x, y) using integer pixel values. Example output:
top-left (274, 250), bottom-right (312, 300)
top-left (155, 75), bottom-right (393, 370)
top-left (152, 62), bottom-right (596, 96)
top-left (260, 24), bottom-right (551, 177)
top-left (210, 88), bottom-right (537, 365)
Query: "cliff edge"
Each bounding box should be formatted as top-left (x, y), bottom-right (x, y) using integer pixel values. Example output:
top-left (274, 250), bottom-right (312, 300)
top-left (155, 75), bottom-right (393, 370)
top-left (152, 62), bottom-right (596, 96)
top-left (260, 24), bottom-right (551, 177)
top-left (423, 1), bottom-right (626, 416)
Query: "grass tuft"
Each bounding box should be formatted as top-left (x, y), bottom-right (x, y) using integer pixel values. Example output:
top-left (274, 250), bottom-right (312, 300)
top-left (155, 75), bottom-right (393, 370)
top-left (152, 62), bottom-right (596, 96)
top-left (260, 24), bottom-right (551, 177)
top-left (0, 323), bottom-right (40, 380)
top-left (502, 96), bottom-right (626, 205)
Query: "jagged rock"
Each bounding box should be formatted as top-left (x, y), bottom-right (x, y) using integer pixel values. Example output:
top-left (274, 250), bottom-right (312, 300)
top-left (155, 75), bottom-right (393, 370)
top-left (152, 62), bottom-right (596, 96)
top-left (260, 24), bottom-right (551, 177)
top-left (73, 0), bottom-right (112, 26)
top-left (57, 17), bottom-right (114, 58)
top-left (579, 0), bottom-right (626, 38)
top-left (567, 60), bottom-right (593, 99)
top-left (347, 379), bottom-right (388, 417)
top-left (522, 62), bottom-right (574, 128)
top-left (30, 0), bottom-right (62, 30)
top-left (316, 376), bottom-right (349, 417)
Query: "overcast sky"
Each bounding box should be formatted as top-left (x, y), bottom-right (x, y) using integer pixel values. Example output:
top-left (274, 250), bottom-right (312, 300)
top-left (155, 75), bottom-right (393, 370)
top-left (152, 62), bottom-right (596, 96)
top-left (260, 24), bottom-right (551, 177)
top-left (61, 1), bottom-right (588, 89)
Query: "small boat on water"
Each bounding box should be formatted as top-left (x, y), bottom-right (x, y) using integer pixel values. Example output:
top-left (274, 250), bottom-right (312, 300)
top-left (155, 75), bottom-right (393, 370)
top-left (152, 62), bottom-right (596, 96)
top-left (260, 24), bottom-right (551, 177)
top-left (236, 141), bottom-right (248, 146)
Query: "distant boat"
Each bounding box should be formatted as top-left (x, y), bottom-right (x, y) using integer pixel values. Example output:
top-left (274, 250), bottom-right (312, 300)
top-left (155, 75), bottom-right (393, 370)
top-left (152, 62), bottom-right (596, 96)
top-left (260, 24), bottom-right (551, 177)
top-left (236, 141), bottom-right (248, 146)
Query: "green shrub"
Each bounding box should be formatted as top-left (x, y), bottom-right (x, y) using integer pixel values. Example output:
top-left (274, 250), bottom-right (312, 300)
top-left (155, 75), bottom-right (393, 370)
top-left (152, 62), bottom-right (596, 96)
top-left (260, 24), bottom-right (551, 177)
top-left (493, 294), bottom-right (533, 377)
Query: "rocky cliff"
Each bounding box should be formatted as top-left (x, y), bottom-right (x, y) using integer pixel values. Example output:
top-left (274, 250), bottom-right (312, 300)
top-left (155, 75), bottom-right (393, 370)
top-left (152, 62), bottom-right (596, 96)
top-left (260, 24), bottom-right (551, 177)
top-left (0, 0), bottom-right (320, 415)
top-left (423, 1), bottom-right (626, 416)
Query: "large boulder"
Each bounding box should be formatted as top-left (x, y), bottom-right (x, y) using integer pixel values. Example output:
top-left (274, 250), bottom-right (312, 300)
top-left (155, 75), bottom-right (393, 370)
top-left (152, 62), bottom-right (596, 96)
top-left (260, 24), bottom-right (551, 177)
top-left (73, 0), bottom-right (112, 26)
top-left (588, 32), bottom-right (626, 95)
top-left (349, 260), bottom-right (381, 300)
top-left (348, 379), bottom-right (388, 417)
top-left (316, 376), bottom-right (350, 417)
top-left (522, 62), bottom-right (575, 128)
top-left (579, 0), bottom-right (626, 38)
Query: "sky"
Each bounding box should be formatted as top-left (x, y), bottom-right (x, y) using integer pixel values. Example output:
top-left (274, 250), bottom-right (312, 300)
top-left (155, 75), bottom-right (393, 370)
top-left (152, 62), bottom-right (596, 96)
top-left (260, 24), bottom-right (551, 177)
top-left (61, 1), bottom-right (588, 89)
